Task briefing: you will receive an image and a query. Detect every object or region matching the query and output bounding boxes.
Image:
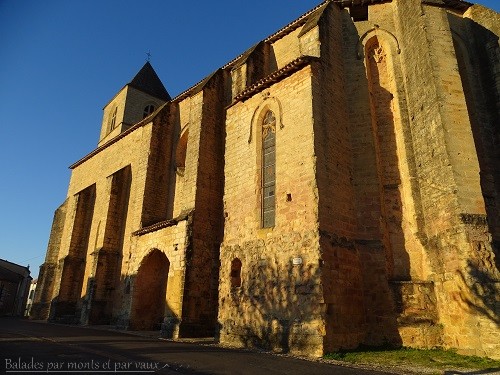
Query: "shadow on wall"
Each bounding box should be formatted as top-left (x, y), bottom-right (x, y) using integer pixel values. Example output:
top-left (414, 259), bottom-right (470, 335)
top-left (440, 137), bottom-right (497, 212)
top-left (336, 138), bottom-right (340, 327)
top-left (457, 259), bottom-right (500, 327)
top-left (48, 257), bottom-right (86, 324)
top-left (49, 249), bottom-right (178, 332)
top-left (343, 17), bottom-right (415, 348)
top-left (221, 255), bottom-right (322, 354)
top-left (364, 35), bottom-right (411, 282)
top-left (449, 13), bottom-right (500, 270)
top-left (129, 249), bottom-right (170, 331)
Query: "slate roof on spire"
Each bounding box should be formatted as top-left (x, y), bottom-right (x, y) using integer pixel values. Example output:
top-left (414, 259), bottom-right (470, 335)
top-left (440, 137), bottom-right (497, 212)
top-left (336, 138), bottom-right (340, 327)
top-left (128, 62), bottom-right (171, 101)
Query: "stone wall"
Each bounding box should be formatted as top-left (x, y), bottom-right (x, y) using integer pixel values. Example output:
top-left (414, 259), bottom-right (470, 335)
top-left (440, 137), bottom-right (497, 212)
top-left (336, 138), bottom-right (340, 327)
top-left (189, 0), bottom-right (500, 358)
top-left (315, 4), bottom-right (367, 352)
top-left (219, 60), bottom-right (325, 355)
top-left (127, 219), bottom-right (189, 334)
top-left (392, 0), bottom-right (499, 358)
top-left (83, 165), bottom-right (131, 325)
top-left (53, 184), bottom-right (95, 321)
top-left (173, 72), bottom-right (226, 337)
top-left (99, 88), bottom-right (128, 145)
top-left (31, 200), bottom-right (67, 320)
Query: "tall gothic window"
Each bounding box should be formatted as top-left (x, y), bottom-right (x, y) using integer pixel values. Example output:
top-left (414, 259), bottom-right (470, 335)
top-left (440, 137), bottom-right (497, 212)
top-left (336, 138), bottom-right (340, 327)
top-left (262, 110), bottom-right (276, 228)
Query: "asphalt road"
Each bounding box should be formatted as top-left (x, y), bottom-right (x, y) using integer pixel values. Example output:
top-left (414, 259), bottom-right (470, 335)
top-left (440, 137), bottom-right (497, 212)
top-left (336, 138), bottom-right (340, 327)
top-left (0, 317), bottom-right (394, 375)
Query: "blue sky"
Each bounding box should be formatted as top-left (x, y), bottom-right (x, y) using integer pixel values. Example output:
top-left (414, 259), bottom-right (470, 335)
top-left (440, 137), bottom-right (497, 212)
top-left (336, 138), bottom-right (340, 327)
top-left (0, 0), bottom-right (499, 278)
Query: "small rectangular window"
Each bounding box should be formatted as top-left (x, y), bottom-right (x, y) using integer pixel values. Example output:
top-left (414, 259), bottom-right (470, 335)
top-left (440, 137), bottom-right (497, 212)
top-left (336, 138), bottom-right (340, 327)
top-left (350, 5), bottom-right (368, 22)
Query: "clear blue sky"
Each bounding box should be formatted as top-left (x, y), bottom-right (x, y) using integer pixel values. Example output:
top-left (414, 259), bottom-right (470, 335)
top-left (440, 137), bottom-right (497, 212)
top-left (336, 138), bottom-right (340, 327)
top-left (0, 0), bottom-right (498, 278)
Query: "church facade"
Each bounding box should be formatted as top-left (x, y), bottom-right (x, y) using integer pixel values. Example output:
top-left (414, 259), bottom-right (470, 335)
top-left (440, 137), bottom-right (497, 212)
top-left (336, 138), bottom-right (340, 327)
top-left (32, 0), bottom-right (499, 359)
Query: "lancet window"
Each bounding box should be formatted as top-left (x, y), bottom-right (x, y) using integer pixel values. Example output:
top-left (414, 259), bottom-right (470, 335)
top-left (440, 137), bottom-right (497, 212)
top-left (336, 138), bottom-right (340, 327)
top-left (262, 110), bottom-right (276, 228)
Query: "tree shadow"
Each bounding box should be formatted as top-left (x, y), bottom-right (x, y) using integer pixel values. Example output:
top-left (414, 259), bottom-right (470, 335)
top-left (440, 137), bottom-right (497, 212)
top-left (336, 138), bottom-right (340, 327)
top-left (448, 13), bottom-right (500, 271)
top-left (221, 256), bottom-right (322, 354)
top-left (457, 258), bottom-right (500, 327)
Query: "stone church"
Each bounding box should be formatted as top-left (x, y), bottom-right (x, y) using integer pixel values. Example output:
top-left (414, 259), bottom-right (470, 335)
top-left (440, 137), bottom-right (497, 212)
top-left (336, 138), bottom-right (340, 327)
top-left (32, 0), bottom-right (499, 359)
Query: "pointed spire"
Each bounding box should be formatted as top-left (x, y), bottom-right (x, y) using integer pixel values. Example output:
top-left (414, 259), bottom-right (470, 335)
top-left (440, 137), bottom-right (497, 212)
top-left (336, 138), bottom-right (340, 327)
top-left (128, 62), bottom-right (171, 101)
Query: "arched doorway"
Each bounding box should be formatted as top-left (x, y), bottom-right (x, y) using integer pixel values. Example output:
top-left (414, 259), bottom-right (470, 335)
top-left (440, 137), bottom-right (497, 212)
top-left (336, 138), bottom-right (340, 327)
top-left (129, 249), bottom-right (169, 330)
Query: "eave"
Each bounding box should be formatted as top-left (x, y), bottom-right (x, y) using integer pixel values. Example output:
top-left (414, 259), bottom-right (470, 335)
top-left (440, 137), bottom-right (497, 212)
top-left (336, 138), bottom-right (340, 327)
top-left (228, 56), bottom-right (320, 107)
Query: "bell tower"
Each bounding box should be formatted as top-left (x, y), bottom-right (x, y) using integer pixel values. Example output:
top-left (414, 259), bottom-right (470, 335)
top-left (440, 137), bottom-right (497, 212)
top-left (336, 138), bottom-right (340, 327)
top-left (98, 62), bottom-right (170, 146)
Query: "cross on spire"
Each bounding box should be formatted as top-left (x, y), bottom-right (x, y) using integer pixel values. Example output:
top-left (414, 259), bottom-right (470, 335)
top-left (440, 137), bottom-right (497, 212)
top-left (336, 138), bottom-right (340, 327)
top-left (146, 51), bottom-right (152, 62)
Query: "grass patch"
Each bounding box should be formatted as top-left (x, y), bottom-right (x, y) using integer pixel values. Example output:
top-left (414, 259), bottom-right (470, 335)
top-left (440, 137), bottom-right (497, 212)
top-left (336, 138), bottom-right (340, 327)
top-left (324, 347), bottom-right (500, 373)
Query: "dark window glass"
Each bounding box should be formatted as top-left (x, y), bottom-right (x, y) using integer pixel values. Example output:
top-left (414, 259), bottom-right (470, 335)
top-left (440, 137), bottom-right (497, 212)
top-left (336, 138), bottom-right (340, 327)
top-left (230, 258), bottom-right (242, 288)
top-left (143, 104), bottom-right (155, 119)
top-left (262, 111), bottom-right (276, 228)
top-left (110, 107), bottom-right (117, 130)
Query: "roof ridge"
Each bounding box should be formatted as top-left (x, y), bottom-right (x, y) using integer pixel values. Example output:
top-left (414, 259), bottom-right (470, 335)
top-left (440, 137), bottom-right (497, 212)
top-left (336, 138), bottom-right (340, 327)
top-left (221, 1), bottom-right (329, 70)
top-left (264, 0), bottom-right (330, 43)
top-left (173, 1), bottom-right (328, 101)
top-left (229, 56), bottom-right (319, 106)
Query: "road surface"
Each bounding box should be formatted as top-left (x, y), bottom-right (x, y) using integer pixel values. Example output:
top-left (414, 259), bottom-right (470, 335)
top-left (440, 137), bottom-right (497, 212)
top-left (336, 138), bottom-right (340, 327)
top-left (0, 317), bottom-right (394, 375)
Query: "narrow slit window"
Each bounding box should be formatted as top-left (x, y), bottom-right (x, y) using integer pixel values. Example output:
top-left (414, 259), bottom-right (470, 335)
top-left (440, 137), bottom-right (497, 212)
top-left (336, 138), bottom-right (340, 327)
top-left (230, 258), bottom-right (242, 288)
top-left (109, 107), bottom-right (117, 130)
top-left (262, 110), bottom-right (276, 228)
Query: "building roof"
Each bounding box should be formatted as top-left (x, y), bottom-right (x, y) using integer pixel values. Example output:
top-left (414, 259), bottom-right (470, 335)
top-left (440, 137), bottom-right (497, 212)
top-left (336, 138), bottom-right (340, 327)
top-left (128, 62), bottom-right (171, 101)
top-left (421, 0), bottom-right (473, 11)
top-left (71, 0), bottom-right (477, 168)
top-left (331, 0), bottom-right (472, 11)
top-left (231, 56), bottom-right (319, 105)
top-left (0, 266), bottom-right (23, 283)
top-left (0, 259), bottom-right (30, 282)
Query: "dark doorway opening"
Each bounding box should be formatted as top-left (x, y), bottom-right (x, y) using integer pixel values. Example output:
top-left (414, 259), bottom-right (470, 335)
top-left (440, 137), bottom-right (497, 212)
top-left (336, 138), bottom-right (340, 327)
top-left (129, 250), bottom-right (169, 330)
